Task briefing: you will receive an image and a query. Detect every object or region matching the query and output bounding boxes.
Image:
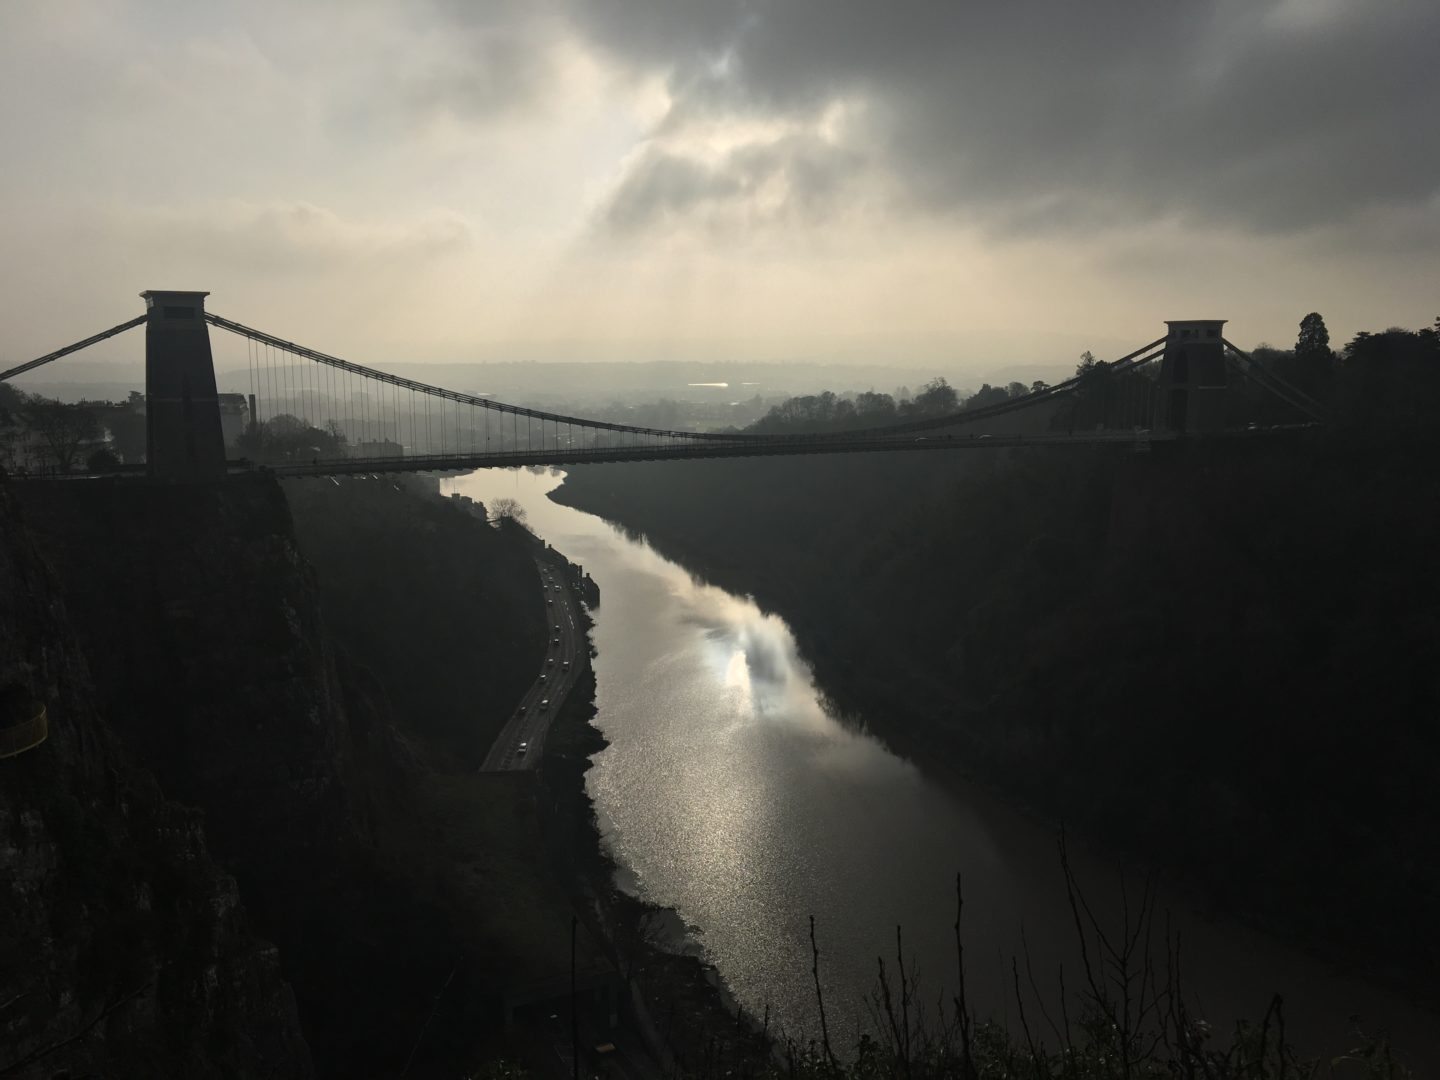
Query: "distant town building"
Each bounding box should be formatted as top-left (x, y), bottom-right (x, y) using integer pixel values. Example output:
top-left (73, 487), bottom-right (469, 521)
top-left (0, 408), bottom-right (112, 474)
top-left (0, 424), bottom-right (46, 473)
top-left (447, 492), bottom-right (487, 521)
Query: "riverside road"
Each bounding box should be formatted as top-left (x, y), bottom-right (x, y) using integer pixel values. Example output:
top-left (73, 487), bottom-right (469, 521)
top-left (481, 556), bottom-right (586, 771)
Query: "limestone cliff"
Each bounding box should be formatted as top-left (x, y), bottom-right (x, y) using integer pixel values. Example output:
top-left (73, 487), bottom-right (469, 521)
top-left (13, 475), bottom-right (424, 1075)
top-left (0, 478), bottom-right (313, 1078)
top-left (12, 472), bottom-right (564, 1077)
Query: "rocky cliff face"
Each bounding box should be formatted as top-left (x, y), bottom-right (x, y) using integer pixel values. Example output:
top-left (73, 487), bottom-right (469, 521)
top-left (0, 478), bottom-right (313, 1078)
top-left (13, 475), bottom-right (409, 1074)
top-left (16, 476), bottom-right (358, 884)
top-left (11, 473), bottom-right (562, 1077)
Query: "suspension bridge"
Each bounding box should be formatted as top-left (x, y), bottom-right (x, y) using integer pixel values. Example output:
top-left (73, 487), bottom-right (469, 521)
top-left (0, 290), bottom-right (1325, 480)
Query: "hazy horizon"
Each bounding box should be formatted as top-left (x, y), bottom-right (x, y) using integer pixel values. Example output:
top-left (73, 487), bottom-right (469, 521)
top-left (6, 353), bottom-right (1081, 411)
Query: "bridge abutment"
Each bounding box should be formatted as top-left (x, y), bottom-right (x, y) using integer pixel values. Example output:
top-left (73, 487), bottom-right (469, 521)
top-left (141, 290), bottom-right (227, 480)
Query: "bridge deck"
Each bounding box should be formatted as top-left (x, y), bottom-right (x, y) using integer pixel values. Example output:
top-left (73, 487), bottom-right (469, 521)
top-left (267, 429), bottom-right (1177, 477)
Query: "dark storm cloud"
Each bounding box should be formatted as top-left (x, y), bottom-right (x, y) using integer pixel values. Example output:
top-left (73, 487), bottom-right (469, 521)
top-left (607, 134), bottom-right (864, 231)
top-left (545, 0), bottom-right (1440, 235)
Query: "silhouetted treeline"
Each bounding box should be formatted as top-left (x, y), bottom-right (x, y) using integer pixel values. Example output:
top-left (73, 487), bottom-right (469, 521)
top-left (744, 315), bottom-right (1440, 437)
top-left (555, 316), bottom-right (1440, 995)
top-left (746, 376), bottom-right (1070, 434)
top-left (747, 378), bottom-right (962, 433)
top-left (239, 414), bottom-right (348, 464)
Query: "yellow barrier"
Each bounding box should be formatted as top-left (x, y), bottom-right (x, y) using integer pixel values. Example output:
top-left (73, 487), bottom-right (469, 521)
top-left (0, 705), bottom-right (48, 759)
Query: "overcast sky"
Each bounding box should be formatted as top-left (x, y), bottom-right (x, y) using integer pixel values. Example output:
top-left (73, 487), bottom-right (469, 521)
top-left (1, 0), bottom-right (1436, 377)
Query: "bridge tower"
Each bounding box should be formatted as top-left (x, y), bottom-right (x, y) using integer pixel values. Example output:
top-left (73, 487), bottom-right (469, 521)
top-left (141, 290), bottom-right (227, 480)
top-left (1155, 319), bottom-right (1227, 434)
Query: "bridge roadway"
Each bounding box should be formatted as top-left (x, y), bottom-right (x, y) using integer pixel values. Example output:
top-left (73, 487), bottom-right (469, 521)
top-left (481, 555), bottom-right (586, 772)
top-left (268, 428), bottom-right (1177, 477)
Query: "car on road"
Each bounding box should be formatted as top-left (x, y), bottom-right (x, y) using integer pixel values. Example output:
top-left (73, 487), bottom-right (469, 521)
top-left (539, 699), bottom-right (550, 710)
top-left (552, 637), bottom-right (560, 645)
top-left (518, 741), bottom-right (528, 756)
top-left (540, 674), bottom-right (548, 684)
top-left (562, 661), bottom-right (570, 671)
top-left (547, 657), bottom-right (555, 666)
top-left (518, 705), bottom-right (527, 715)
top-left (547, 599), bottom-right (554, 605)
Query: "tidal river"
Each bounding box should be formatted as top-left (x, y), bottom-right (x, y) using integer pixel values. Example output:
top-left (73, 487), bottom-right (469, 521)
top-left (444, 468), bottom-right (1438, 1071)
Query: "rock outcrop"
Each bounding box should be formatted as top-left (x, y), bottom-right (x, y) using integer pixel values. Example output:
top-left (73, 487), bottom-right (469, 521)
top-left (0, 477), bottom-right (313, 1078)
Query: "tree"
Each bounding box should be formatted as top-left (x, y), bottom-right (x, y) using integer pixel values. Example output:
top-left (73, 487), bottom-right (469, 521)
top-left (92, 402), bottom-right (146, 462)
top-left (1294, 312), bottom-right (1336, 404)
top-left (0, 385), bottom-right (23, 470)
top-left (1053, 357), bottom-right (1114, 432)
top-left (238, 414), bottom-right (346, 463)
top-left (86, 447), bottom-right (121, 472)
top-left (0, 427), bottom-right (19, 471)
top-left (853, 391), bottom-right (897, 423)
top-left (965, 383), bottom-right (1011, 410)
top-left (909, 377), bottom-right (958, 416)
top-left (1336, 325), bottom-right (1440, 428)
top-left (489, 497), bottom-right (526, 524)
top-left (1296, 312), bottom-right (1331, 356)
top-left (23, 397), bottom-right (99, 471)
top-left (0, 382), bottom-right (24, 424)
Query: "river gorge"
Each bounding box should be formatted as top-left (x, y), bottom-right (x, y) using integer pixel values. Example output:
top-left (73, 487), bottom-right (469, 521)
top-left (444, 467), bottom-right (1439, 1072)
